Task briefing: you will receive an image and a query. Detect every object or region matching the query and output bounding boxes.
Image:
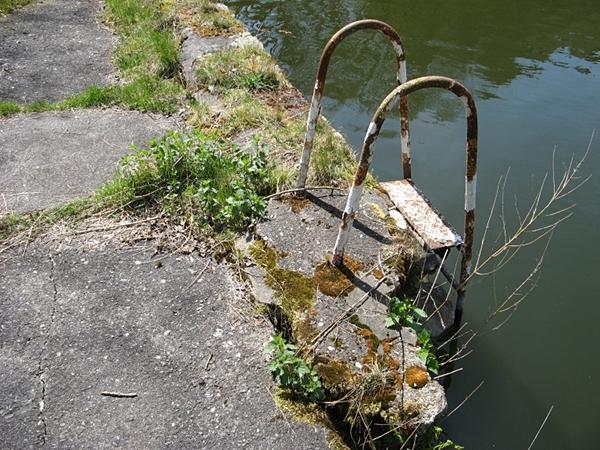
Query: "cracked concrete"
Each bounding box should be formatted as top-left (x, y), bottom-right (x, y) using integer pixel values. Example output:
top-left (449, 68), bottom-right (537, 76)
top-left (0, 239), bottom-right (330, 448)
top-left (0, 248), bottom-right (54, 449)
top-left (0, 0), bottom-right (115, 103)
top-left (35, 255), bottom-right (58, 447)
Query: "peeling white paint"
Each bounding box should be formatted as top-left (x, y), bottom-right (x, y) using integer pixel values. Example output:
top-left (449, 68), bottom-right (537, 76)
top-left (459, 95), bottom-right (472, 118)
top-left (363, 121), bottom-right (378, 144)
top-left (399, 61), bottom-right (408, 84)
top-left (332, 184), bottom-right (365, 259)
top-left (391, 40), bottom-right (405, 59)
top-left (346, 184), bottom-right (365, 214)
top-left (465, 175), bottom-right (477, 211)
top-left (297, 96), bottom-right (322, 187)
top-left (401, 133), bottom-right (410, 159)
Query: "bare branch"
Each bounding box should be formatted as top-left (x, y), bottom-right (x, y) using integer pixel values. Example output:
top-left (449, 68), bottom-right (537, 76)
top-left (528, 405), bottom-right (554, 450)
top-left (443, 381), bottom-right (484, 419)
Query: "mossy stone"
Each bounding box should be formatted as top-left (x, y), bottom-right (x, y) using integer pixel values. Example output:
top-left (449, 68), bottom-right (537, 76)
top-left (314, 254), bottom-right (364, 298)
top-left (405, 366), bottom-right (429, 389)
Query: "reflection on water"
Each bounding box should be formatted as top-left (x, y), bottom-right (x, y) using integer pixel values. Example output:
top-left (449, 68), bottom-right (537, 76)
top-left (227, 0), bottom-right (600, 448)
top-left (229, 0), bottom-right (599, 112)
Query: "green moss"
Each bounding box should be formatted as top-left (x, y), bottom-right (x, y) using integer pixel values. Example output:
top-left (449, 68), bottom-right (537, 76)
top-left (274, 388), bottom-right (350, 450)
top-left (294, 315), bottom-right (319, 343)
top-left (405, 366), bottom-right (429, 389)
top-left (313, 356), bottom-right (355, 392)
top-left (349, 315), bottom-right (381, 349)
top-left (249, 239), bottom-right (315, 315)
top-left (274, 388), bottom-right (329, 425)
top-left (314, 255), bottom-right (364, 297)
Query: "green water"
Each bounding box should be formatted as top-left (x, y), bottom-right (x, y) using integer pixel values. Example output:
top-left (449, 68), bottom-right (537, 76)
top-left (226, 1), bottom-right (600, 448)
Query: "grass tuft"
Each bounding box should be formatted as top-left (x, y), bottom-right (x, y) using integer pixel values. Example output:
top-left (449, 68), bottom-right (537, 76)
top-left (0, 77), bottom-right (182, 116)
top-left (196, 45), bottom-right (285, 93)
top-left (162, 0), bottom-right (243, 37)
top-left (104, 0), bottom-right (180, 81)
top-left (0, 101), bottom-right (21, 117)
top-left (0, 198), bottom-right (93, 242)
top-left (0, 0), bottom-right (32, 15)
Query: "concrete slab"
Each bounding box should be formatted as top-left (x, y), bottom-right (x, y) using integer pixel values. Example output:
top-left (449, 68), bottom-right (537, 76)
top-left (0, 109), bottom-right (178, 214)
top-left (0, 0), bottom-right (115, 103)
top-left (0, 239), bottom-right (329, 448)
top-left (256, 189), bottom-right (396, 277)
top-left (242, 189), bottom-right (449, 433)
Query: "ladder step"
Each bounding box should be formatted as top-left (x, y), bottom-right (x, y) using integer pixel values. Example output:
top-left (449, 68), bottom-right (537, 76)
top-left (380, 179), bottom-right (463, 251)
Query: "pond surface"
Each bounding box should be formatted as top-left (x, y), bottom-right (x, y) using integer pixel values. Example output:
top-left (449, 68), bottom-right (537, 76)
top-left (226, 1), bottom-right (600, 448)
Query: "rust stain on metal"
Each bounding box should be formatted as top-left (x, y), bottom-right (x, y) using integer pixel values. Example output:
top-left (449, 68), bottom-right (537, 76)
top-left (402, 151), bottom-right (411, 180)
top-left (331, 76), bottom-right (479, 317)
top-left (297, 20), bottom-right (410, 188)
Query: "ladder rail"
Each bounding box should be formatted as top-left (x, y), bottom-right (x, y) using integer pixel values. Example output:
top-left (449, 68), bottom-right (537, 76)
top-left (331, 76), bottom-right (478, 317)
top-left (297, 19), bottom-right (411, 188)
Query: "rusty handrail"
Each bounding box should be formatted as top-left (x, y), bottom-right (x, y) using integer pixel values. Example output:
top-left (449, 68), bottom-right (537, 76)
top-left (297, 19), bottom-right (411, 188)
top-left (331, 76), bottom-right (478, 311)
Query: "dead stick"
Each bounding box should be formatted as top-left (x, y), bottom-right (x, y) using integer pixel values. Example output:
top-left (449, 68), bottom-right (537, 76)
top-left (299, 275), bottom-right (388, 356)
top-left (263, 186), bottom-right (343, 200)
top-left (443, 380), bottom-right (484, 419)
top-left (101, 391), bottom-right (137, 398)
top-left (69, 215), bottom-right (161, 236)
top-left (528, 405), bottom-right (554, 450)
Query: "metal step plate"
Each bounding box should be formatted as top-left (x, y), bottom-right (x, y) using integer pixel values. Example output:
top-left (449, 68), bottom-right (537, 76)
top-left (380, 179), bottom-right (463, 250)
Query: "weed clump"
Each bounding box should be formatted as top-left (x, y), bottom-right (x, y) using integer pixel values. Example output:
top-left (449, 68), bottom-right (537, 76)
top-left (98, 130), bottom-right (273, 232)
top-left (162, 0), bottom-right (243, 37)
top-left (266, 334), bottom-right (324, 401)
top-left (196, 45), bottom-right (284, 93)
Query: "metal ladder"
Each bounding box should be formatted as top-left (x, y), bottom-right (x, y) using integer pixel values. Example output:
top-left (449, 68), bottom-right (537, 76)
top-left (297, 21), bottom-right (479, 326)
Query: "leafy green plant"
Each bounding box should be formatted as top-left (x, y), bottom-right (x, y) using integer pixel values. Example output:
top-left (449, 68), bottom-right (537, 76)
top-left (423, 425), bottom-right (464, 450)
top-left (416, 329), bottom-right (439, 375)
top-left (99, 130), bottom-right (273, 232)
top-left (266, 335), bottom-right (324, 401)
top-left (385, 296), bottom-right (428, 331)
top-left (385, 296), bottom-right (439, 374)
